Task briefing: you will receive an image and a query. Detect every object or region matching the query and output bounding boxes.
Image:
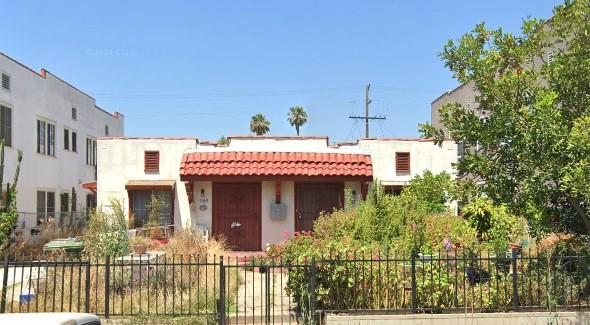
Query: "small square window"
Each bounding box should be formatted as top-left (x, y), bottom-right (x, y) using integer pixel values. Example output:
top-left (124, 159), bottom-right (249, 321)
top-left (71, 107), bottom-right (77, 121)
top-left (1, 73), bottom-right (9, 91)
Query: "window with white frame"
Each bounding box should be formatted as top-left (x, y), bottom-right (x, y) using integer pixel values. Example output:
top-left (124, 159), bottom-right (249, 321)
top-left (37, 119), bottom-right (56, 156)
top-left (0, 105), bottom-right (11, 146)
top-left (72, 131), bottom-right (77, 152)
top-left (64, 129), bottom-right (70, 150)
top-left (86, 137), bottom-right (96, 166)
top-left (64, 128), bottom-right (77, 152)
top-left (37, 190), bottom-right (55, 225)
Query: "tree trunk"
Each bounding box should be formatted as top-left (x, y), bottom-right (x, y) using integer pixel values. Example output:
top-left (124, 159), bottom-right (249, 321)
top-left (296, 125), bottom-right (300, 136)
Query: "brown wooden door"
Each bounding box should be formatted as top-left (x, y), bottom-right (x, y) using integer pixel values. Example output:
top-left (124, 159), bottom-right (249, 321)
top-left (213, 183), bottom-right (261, 250)
top-left (295, 183), bottom-right (344, 232)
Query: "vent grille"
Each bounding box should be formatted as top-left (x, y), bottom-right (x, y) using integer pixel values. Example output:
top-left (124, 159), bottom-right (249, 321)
top-left (72, 107), bottom-right (77, 120)
top-left (1, 74), bottom-right (9, 90)
top-left (144, 151), bottom-right (160, 172)
top-left (395, 152), bottom-right (410, 173)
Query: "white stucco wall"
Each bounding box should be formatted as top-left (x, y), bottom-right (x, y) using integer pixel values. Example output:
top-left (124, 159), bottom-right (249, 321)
top-left (0, 53), bottom-right (124, 232)
top-left (96, 138), bottom-right (197, 228)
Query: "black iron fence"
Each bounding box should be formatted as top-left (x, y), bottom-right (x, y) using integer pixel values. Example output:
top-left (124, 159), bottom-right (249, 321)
top-left (0, 249), bottom-right (589, 323)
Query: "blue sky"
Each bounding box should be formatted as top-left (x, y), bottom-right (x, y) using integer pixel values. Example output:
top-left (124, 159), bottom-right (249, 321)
top-left (1, 1), bottom-right (558, 143)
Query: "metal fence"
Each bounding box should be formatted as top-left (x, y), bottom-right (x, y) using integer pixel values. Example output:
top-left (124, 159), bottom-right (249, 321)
top-left (0, 249), bottom-right (589, 324)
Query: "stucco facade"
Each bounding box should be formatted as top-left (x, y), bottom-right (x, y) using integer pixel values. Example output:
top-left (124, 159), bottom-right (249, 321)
top-left (0, 53), bottom-right (124, 235)
top-left (97, 136), bottom-right (457, 249)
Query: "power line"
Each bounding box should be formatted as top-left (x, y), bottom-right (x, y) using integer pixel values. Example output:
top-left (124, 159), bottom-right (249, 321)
top-left (349, 83), bottom-right (386, 138)
top-left (94, 86), bottom-right (360, 100)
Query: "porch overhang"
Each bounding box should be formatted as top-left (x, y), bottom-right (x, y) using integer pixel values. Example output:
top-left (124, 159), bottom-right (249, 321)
top-left (125, 179), bottom-right (176, 191)
top-left (179, 151), bottom-right (373, 182)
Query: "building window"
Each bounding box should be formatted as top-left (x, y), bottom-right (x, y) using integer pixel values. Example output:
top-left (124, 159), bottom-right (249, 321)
top-left (64, 129), bottom-right (70, 150)
top-left (384, 185), bottom-right (403, 196)
top-left (0, 105), bottom-right (11, 146)
top-left (129, 190), bottom-right (172, 228)
top-left (86, 193), bottom-right (96, 216)
top-left (37, 120), bottom-right (56, 156)
top-left (105, 125), bottom-right (109, 136)
top-left (395, 152), bottom-right (410, 173)
top-left (86, 138), bottom-right (96, 166)
top-left (71, 107), bottom-right (77, 121)
top-left (72, 131), bottom-right (77, 152)
top-left (64, 129), bottom-right (77, 152)
top-left (1, 73), bottom-right (9, 91)
top-left (37, 190), bottom-right (55, 225)
top-left (144, 151), bottom-right (159, 173)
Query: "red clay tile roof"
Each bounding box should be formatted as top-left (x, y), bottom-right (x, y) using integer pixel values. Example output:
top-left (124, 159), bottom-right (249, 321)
top-left (180, 151), bottom-right (373, 178)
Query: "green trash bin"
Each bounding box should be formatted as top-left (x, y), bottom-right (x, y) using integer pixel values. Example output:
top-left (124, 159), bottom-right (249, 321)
top-left (43, 238), bottom-right (84, 257)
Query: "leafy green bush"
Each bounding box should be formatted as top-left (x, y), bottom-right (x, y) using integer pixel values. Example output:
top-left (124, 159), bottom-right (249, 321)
top-left (402, 171), bottom-right (455, 214)
top-left (83, 199), bottom-right (130, 259)
top-left (461, 198), bottom-right (527, 253)
top-left (422, 214), bottom-right (478, 253)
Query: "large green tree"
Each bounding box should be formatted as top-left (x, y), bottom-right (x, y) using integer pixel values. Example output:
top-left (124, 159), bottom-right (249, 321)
top-left (421, 0), bottom-right (590, 236)
top-left (250, 113), bottom-right (271, 136)
top-left (287, 106), bottom-right (308, 136)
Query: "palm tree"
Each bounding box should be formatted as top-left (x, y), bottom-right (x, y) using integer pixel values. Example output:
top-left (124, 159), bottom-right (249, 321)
top-left (287, 106), bottom-right (308, 136)
top-left (250, 114), bottom-right (271, 135)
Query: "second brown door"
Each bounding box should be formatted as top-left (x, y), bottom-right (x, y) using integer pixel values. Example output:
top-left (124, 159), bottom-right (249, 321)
top-left (295, 183), bottom-right (344, 232)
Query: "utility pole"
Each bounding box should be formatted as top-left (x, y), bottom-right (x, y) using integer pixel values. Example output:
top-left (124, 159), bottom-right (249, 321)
top-left (349, 83), bottom-right (386, 138)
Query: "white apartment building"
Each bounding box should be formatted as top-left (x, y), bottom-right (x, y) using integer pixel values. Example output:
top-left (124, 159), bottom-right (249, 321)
top-left (0, 53), bottom-right (124, 236)
top-left (96, 136), bottom-right (456, 250)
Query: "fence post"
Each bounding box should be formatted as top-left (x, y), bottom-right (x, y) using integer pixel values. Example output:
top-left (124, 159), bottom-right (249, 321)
top-left (104, 256), bottom-right (111, 318)
top-left (411, 249), bottom-right (417, 313)
top-left (511, 248), bottom-right (519, 310)
top-left (1, 255), bottom-right (8, 313)
top-left (85, 261), bottom-right (91, 313)
top-left (218, 256), bottom-right (226, 325)
top-left (265, 264), bottom-right (271, 324)
top-left (309, 257), bottom-right (317, 323)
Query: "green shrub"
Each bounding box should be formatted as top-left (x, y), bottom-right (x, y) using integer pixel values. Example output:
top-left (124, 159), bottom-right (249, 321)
top-left (422, 214), bottom-right (478, 253)
top-left (462, 198), bottom-right (527, 253)
top-left (83, 199), bottom-right (130, 259)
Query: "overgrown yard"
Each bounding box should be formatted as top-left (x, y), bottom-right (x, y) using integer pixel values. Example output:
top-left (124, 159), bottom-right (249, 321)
top-left (266, 174), bottom-right (590, 314)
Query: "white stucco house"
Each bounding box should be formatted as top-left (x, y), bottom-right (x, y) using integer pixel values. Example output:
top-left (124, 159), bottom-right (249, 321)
top-left (0, 53), bottom-right (124, 237)
top-left (96, 135), bottom-right (457, 250)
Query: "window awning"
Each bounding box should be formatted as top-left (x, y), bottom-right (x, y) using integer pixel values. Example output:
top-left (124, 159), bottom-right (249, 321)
top-left (180, 151), bottom-right (373, 181)
top-left (81, 181), bottom-right (97, 193)
top-left (125, 180), bottom-right (176, 190)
